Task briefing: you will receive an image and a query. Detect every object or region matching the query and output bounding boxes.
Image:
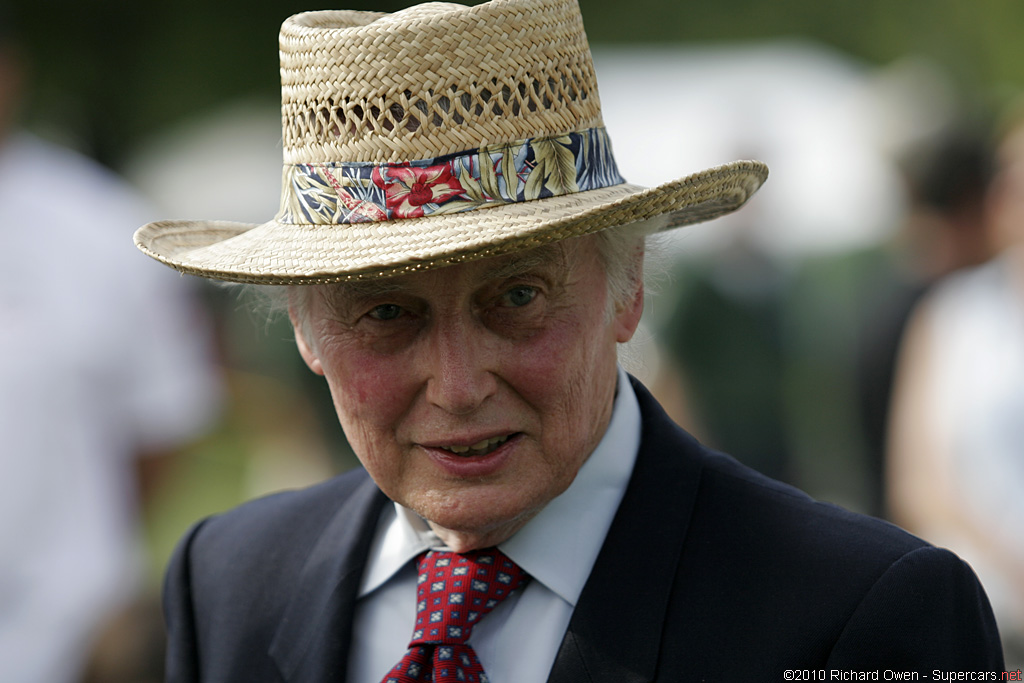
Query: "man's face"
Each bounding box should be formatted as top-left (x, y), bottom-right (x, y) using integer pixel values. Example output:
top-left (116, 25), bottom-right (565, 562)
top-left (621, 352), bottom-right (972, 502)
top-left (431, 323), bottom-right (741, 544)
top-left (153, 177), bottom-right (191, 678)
top-left (292, 234), bottom-right (643, 549)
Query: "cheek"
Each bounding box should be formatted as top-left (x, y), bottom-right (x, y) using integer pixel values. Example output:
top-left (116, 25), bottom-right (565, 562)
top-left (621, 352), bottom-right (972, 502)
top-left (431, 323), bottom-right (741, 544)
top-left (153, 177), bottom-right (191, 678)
top-left (508, 304), bottom-right (616, 413)
top-left (320, 346), bottom-right (415, 443)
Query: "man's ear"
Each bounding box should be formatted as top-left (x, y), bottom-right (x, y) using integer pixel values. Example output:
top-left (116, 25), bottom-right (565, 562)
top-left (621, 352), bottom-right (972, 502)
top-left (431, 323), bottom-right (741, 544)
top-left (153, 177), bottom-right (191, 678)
top-left (613, 278), bottom-right (645, 343)
top-left (289, 303), bottom-right (324, 376)
top-left (613, 248), bottom-right (645, 343)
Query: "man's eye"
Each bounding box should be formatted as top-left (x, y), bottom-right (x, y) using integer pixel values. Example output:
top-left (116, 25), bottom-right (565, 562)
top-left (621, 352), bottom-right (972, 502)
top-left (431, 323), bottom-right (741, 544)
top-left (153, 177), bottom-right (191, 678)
top-left (501, 286), bottom-right (537, 308)
top-left (368, 304), bottom-right (403, 321)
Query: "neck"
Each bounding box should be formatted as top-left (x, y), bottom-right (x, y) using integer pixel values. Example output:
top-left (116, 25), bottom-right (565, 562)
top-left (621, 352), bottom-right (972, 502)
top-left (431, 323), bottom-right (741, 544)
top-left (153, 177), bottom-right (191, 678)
top-left (427, 513), bottom-right (536, 554)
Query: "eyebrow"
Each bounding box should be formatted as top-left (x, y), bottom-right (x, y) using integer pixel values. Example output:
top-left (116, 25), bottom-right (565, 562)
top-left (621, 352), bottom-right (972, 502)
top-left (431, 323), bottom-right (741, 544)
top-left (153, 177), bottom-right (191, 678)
top-left (318, 278), bottom-right (407, 313)
top-left (331, 279), bottom-right (406, 298)
top-left (480, 243), bottom-right (566, 281)
top-left (320, 242), bottom-right (568, 307)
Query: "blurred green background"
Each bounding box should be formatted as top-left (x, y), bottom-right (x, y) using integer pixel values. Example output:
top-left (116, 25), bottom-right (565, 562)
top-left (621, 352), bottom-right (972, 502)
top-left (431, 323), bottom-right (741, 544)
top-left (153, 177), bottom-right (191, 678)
top-left (9, 0), bottom-right (1024, 169)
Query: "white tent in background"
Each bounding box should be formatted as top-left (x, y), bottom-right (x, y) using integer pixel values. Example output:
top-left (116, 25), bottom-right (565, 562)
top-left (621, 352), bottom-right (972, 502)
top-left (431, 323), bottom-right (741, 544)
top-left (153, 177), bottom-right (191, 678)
top-left (594, 42), bottom-right (952, 262)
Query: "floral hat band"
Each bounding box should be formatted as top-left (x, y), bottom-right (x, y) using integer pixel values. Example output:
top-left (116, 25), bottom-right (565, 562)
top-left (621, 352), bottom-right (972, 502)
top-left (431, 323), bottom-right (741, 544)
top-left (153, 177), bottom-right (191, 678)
top-left (278, 126), bottom-right (624, 225)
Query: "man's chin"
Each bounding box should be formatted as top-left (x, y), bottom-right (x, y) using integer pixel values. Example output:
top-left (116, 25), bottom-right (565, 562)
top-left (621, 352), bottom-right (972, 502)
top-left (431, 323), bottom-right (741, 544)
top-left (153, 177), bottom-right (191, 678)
top-left (411, 494), bottom-right (541, 551)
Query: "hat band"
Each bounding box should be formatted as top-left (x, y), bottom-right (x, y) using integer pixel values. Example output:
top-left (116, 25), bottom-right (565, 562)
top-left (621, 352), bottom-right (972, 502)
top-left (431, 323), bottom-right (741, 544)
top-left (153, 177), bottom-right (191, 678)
top-left (277, 126), bottom-right (625, 225)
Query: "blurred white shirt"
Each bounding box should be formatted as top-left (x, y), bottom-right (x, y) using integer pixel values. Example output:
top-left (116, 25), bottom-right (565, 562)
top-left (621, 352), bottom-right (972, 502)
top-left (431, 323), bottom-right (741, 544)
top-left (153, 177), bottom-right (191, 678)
top-left (924, 251), bottom-right (1024, 640)
top-left (0, 132), bottom-right (221, 683)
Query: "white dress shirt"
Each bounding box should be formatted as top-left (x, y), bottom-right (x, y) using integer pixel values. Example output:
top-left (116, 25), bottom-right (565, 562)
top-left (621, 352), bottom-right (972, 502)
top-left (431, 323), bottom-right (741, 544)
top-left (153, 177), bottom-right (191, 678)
top-left (347, 367), bottom-right (642, 683)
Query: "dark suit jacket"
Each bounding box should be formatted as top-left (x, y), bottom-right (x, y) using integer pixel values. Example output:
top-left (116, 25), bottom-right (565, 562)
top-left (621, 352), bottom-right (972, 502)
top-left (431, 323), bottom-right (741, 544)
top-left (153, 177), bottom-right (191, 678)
top-left (164, 379), bottom-right (1004, 681)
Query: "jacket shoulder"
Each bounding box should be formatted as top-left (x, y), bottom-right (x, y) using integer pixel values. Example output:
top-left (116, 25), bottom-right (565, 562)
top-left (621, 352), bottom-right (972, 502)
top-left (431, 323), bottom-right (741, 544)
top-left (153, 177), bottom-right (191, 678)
top-left (162, 467), bottom-right (382, 681)
top-left (627, 378), bottom-right (1003, 672)
top-left (189, 467), bottom-right (374, 551)
top-left (695, 443), bottom-right (928, 565)
top-left (632, 374), bottom-right (927, 568)
top-left (176, 467), bottom-right (378, 600)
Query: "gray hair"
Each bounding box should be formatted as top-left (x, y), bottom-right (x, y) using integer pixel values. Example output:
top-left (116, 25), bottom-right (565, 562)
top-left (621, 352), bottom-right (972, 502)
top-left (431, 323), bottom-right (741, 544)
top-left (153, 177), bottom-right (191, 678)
top-left (593, 221), bottom-right (654, 318)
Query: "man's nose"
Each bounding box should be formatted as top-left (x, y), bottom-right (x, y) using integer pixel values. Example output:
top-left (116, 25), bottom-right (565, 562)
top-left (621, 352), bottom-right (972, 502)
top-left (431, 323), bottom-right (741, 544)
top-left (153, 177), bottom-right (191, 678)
top-left (423, 317), bottom-right (498, 415)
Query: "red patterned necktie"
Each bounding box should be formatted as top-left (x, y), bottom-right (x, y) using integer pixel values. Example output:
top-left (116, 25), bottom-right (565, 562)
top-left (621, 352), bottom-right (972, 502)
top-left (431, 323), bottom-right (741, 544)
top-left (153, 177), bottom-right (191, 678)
top-left (381, 548), bottom-right (529, 683)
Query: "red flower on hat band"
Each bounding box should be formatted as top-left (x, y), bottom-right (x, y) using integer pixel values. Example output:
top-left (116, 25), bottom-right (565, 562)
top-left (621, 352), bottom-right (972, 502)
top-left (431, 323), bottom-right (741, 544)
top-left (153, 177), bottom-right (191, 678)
top-left (372, 165), bottom-right (467, 219)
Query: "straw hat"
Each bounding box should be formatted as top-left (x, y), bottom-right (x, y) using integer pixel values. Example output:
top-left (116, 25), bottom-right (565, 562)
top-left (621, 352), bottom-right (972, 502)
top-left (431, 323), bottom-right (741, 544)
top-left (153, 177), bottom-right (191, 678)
top-left (134, 0), bottom-right (768, 284)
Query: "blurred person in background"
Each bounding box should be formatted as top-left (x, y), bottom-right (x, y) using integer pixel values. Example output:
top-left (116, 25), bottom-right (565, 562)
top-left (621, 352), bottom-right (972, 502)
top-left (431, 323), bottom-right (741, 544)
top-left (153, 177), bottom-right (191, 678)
top-left (888, 107), bottom-right (1024, 669)
top-left (0, 15), bottom-right (221, 683)
top-left (855, 124), bottom-right (996, 517)
top-left (654, 210), bottom-right (792, 483)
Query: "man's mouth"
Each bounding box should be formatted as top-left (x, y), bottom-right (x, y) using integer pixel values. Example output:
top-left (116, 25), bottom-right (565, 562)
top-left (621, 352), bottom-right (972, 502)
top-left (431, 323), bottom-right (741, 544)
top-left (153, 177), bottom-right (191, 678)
top-left (438, 434), bottom-right (511, 457)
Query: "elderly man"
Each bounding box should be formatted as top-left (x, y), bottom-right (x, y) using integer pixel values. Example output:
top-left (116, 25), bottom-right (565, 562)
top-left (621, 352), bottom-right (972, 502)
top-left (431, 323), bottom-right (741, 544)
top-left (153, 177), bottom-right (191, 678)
top-left (136, 0), bottom-right (1005, 680)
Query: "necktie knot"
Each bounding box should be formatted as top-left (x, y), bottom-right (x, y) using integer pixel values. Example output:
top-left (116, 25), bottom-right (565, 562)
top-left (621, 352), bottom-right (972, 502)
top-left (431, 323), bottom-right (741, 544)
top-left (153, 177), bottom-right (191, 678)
top-left (410, 548), bottom-right (528, 647)
top-left (382, 547), bottom-right (528, 683)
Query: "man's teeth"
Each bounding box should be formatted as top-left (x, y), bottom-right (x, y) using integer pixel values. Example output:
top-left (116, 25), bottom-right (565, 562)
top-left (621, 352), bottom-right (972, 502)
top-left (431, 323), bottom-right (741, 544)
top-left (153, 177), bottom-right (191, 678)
top-left (443, 435), bottom-right (509, 455)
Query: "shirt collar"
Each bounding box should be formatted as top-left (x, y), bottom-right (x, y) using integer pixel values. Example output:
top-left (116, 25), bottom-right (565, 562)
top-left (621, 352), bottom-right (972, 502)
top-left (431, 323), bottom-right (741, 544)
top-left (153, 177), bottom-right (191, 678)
top-left (358, 367), bottom-right (642, 606)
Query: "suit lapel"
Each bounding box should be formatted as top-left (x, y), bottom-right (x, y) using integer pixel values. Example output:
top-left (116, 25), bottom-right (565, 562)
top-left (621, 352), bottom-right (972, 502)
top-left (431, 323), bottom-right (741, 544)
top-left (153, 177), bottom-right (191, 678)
top-left (269, 473), bottom-right (389, 683)
top-left (547, 378), bottom-right (704, 683)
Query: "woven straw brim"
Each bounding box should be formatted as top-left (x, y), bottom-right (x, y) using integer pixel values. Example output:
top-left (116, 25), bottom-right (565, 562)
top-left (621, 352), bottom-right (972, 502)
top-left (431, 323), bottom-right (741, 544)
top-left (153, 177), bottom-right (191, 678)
top-left (134, 160), bottom-right (767, 284)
